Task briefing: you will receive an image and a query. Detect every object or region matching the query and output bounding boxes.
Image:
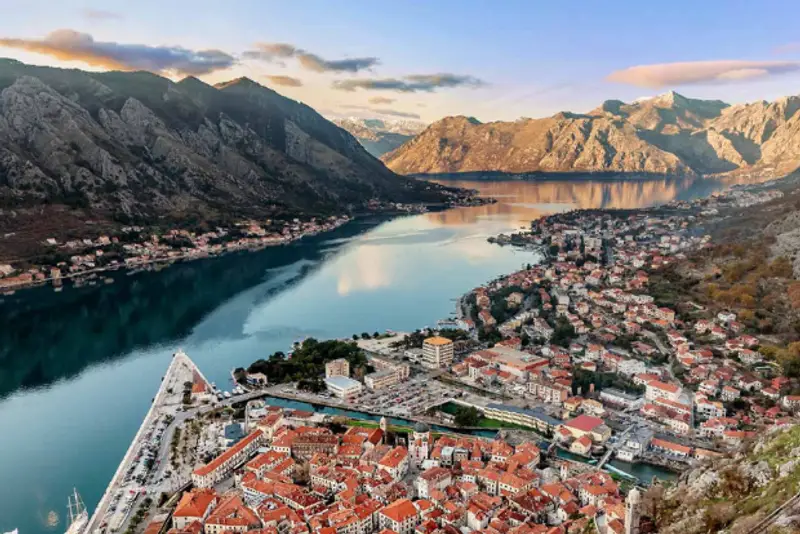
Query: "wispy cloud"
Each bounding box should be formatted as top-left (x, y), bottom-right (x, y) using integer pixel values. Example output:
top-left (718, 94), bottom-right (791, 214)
top-left (607, 60), bottom-right (800, 88)
top-left (340, 104), bottom-right (421, 119)
top-left (0, 29), bottom-right (236, 75)
top-left (368, 96), bottom-right (395, 105)
top-left (332, 73), bottom-right (485, 93)
top-left (774, 42), bottom-right (800, 55)
top-left (244, 42), bottom-right (378, 72)
top-left (264, 74), bottom-right (303, 87)
top-left (81, 8), bottom-right (123, 20)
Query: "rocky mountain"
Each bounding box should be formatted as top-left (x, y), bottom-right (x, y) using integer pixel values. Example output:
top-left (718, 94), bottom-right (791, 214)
top-left (382, 91), bottom-right (800, 179)
top-left (333, 118), bottom-right (426, 158)
top-left (649, 424), bottom-right (800, 533)
top-left (0, 58), bottom-right (450, 229)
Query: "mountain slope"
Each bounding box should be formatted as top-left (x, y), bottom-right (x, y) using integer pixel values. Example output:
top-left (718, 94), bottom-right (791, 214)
top-left (0, 58), bottom-right (449, 227)
top-left (333, 118), bottom-right (426, 158)
top-left (382, 91), bottom-right (800, 178)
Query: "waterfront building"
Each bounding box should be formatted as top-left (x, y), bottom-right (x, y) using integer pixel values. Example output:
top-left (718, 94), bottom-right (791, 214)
top-left (421, 337), bottom-right (454, 368)
top-left (560, 415), bottom-right (612, 443)
top-left (325, 358), bottom-right (351, 378)
top-left (482, 403), bottom-right (562, 434)
top-left (324, 375), bottom-right (363, 399)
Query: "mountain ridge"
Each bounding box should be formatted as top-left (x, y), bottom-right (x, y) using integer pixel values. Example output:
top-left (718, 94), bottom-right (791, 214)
top-left (332, 117), bottom-right (426, 158)
top-left (0, 59), bottom-right (452, 231)
top-left (382, 91), bottom-right (800, 178)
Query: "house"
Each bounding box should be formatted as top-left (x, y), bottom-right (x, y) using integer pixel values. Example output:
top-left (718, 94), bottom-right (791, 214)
top-left (570, 435), bottom-right (593, 456)
top-left (379, 499), bottom-right (420, 534)
top-left (561, 415), bottom-right (611, 443)
top-left (645, 380), bottom-right (681, 402)
top-left (650, 438), bottom-right (691, 458)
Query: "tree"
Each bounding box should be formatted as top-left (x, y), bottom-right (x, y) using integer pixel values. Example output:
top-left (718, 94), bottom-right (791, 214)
top-left (551, 317), bottom-right (576, 347)
top-left (454, 406), bottom-right (481, 427)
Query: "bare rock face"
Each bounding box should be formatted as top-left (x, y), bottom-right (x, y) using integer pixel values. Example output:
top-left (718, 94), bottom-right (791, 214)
top-left (333, 118), bottom-right (424, 158)
top-left (382, 91), bottom-right (800, 179)
top-left (0, 59), bottom-right (446, 224)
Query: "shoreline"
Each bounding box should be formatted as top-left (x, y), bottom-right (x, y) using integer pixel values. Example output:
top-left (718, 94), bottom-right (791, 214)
top-left (0, 198), bottom-right (495, 297)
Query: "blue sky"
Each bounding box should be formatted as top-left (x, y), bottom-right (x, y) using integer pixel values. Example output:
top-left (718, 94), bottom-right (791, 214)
top-left (1, 0), bottom-right (799, 123)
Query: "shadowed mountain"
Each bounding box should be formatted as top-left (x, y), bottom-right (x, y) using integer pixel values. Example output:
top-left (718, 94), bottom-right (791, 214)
top-left (0, 58), bottom-right (451, 230)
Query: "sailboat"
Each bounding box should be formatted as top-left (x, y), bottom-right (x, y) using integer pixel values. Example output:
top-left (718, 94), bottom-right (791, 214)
top-left (65, 489), bottom-right (88, 534)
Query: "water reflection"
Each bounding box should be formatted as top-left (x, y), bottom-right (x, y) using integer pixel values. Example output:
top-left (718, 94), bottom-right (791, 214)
top-left (0, 219), bottom-right (382, 399)
top-left (426, 174), bottom-right (771, 226)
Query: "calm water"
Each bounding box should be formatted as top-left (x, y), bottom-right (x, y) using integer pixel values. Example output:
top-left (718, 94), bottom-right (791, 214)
top-left (0, 175), bottom-right (749, 534)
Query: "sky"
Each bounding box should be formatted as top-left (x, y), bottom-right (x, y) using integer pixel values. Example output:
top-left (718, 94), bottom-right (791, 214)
top-left (1, 0), bottom-right (799, 124)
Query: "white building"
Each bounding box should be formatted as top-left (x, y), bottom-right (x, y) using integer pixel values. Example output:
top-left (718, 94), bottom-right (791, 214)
top-left (325, 376), bottom-right (363, 398)
top-left (422, 337), bottom-right (454, 368)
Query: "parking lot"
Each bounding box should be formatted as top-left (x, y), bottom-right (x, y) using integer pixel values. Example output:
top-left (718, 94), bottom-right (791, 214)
top-left (353, 376), bottom-right (464, 416)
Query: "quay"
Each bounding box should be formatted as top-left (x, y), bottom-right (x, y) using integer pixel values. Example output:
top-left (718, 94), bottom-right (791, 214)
top-left (84, 351), bottom-right (212, 534)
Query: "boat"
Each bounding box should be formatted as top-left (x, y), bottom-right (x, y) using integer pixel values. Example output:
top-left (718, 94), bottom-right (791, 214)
top-left (223, 391), bottom-right (232, 399)
top-left (65, 488), bottom-right (88, 534)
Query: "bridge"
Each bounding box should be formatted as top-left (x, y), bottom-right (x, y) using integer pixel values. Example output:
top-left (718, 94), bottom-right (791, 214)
top-left (596, 424), bottom-right (635, 469)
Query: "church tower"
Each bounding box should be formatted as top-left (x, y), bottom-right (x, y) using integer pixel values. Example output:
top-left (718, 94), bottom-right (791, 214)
top-left (625, 488), bottom-right (641, 534)
top-left (379, 416), bottom-right (388, 435)
top-left (409, 421), bottom-right (431, 466)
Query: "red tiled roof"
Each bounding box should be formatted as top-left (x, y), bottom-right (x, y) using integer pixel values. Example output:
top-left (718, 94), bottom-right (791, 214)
top-left (194, 430), bottom-right (262, 476)
top-left (174, 488), bottom-right (217, 518)
top-left (381, 499), bottom-right (418, 523)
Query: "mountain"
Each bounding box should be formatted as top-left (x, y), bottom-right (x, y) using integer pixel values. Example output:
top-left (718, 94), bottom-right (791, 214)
top-left (649, 424), bottom-right (800, 533)
top-left (333, 118), bottom-right (426, 158)
top-left (0, 59), bottom-right (451, 229)
top-left (382, 91), bottom-right (800, 178)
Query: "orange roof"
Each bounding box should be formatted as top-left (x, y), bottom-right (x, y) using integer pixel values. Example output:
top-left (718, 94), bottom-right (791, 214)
top-left (564, 415), bottom-right (605, 433)
top-left (424, 336), bottom-right (453, 346)
top-left (379, 446), bottom-right (408, 469)
top-left (174, 488), bottom-right (217, 518)
top-left (194, 430), bottom-right (262, 476)
top-left (651, 438), bottom-right (691, 454)
top-left (648, 380), bottom-right (679, 394)
top-left (380, 499), bottom-right (418, 523)
top-left (206, 494), bottom-right (260, 527)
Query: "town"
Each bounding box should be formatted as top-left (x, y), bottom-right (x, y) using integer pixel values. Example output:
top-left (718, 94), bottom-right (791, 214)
top-left (82, 183), bottom-right (797, 534)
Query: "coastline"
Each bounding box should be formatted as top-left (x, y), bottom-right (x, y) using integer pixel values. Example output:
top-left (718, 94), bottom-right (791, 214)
top-left (0, 196), bottom-right (495, 297)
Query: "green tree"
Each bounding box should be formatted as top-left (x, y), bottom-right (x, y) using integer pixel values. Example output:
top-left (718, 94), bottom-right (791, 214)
top-left (454, 406), bottom-right (481, 427)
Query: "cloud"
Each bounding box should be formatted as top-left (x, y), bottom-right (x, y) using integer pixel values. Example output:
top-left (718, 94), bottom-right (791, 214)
top-left (264, 74), bottom-right (303, 87)
top-left (244, 42), bottom-right (378, 72)
top-left (242, 43), bottom-right (298, 61)
top-left (297, 53), bottom-right (378, 73)
top-left (607, 60), bottom-right (800, 88)
top-left (332, 73), bottom-right (485, 93)
top-left (340, 104), bottom-right (421, 119)
top-left (0, 29), bottom-right (236, 75)
top-left (81, 9), bottom-right (123, 20)
top-left (368, 96), bottom-right (395, 105)
top-left (774, 42), bottom-right (800, 55)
